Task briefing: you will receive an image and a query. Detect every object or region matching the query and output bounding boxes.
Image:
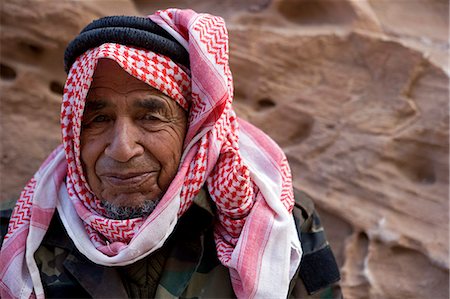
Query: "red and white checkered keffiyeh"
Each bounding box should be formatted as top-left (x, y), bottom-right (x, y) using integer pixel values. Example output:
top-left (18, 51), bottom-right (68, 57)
top-left (0, 9), bottom-right (301, 299)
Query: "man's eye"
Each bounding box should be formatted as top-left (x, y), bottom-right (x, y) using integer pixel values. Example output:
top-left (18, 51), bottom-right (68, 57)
top-left (93, 115), bottom-right (109, 122)
top-left (142, 114), bottom-right (161, 121)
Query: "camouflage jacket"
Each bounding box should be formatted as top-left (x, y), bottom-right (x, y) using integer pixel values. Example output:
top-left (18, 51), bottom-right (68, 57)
top-left (0, 189), bottom-right (341, 298)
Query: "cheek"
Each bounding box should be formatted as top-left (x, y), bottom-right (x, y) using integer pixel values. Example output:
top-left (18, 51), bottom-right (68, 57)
top-left (151, 126), bottom-right (186, 185)
top-left (168, 123), bottom-right (187, 163)
top-left (80, 134), bottom-right (104, 183)
top-left (157, 137), bottom-right (183, 172)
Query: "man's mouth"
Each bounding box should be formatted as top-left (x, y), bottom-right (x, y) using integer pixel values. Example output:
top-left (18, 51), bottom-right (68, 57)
top-left (101, 172), bottom-right (155, 187)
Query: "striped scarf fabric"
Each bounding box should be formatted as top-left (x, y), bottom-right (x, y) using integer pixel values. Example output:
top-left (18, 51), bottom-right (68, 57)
top-left (0, 8), bottom-right (302, 298)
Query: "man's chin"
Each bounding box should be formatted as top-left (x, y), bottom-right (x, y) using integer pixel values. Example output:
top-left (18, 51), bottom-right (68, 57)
top-left (102, 189), bottom-right (160, 204)
top-left (102, 197), bottom-right (161, 220)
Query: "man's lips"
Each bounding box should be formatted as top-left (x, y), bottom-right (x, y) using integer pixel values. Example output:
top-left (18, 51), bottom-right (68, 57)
top-left (100, 172), bottom-right (156, 187)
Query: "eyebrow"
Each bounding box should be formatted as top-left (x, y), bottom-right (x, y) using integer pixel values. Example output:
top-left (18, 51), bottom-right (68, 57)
top-left (135, 98), bottom-right (167, 111)
top-left (84, 99), bottom-right (108, 112)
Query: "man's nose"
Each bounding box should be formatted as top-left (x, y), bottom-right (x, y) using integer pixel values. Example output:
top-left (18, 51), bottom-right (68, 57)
top-left (104, 118), bottom-right (144, 162)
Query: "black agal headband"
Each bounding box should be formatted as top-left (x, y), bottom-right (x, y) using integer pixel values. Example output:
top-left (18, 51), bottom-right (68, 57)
top-left (64, 16), bottom-right (190, 73)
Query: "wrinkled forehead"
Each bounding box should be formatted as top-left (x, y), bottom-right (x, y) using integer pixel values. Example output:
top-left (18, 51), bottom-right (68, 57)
top-left (90, 58), bottom-right (154, 90)
top-left (86, 58), bottom-right (167, 98)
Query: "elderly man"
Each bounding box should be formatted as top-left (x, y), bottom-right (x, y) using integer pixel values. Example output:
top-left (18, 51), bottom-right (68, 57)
top-left (0, 9), bottom-right (340, 298)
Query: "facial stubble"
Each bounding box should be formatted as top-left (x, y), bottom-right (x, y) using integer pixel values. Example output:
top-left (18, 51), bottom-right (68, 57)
top-left (102, 197), bottom-right (161, 220)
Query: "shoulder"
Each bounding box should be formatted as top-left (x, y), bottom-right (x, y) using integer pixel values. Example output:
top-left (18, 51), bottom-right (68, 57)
top-left (290, 189), bottom-right (342, 298)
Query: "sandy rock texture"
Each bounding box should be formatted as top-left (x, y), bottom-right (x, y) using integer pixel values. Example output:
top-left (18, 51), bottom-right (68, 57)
top-left (1, 0), bottom-right (448, 298)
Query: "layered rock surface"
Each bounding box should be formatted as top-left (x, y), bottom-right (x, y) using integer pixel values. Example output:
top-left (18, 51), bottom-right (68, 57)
top-left (1, 0), bottom-right (448, 298)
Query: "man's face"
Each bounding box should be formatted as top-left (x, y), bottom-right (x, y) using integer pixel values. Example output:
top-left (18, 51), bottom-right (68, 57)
top-left (80, 59), bottom-right (187, 219)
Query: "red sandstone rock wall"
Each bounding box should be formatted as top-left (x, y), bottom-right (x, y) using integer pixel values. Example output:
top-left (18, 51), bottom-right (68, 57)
top-left (1, 1), bottom-right (448, 298)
